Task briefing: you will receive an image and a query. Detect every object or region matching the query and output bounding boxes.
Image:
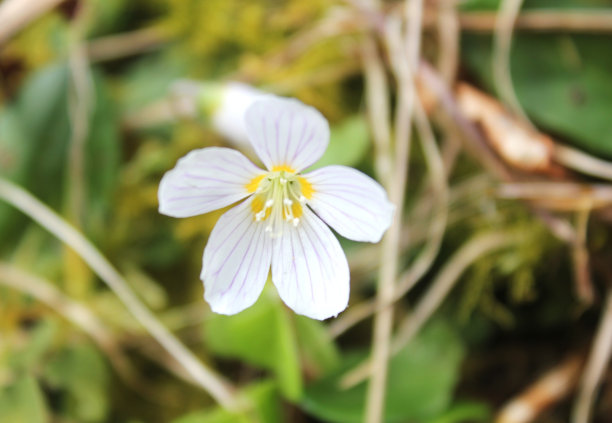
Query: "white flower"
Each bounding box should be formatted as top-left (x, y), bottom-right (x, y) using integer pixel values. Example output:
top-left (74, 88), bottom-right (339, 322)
top-left (210, 82), bottom-right (267, 147)
top-left (171, 81), bottom-right (267, 147)
top-left (158, 96), bottom-right (394, 320)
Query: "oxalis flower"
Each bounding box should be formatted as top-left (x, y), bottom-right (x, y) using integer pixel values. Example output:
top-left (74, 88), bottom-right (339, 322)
top-left (158, 96), bottom-right (393, 320)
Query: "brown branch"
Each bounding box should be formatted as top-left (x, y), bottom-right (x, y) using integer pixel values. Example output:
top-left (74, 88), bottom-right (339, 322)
top-left (573, 288), bottom-right (612, 422)
top-left (87, 27), bottom-right (168, 62)
top-left (495, 355), bottom-right (584, 423)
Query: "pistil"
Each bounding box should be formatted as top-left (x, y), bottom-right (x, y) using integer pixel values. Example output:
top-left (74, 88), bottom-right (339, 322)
top-left (249, 169), bottom-right (308, 236)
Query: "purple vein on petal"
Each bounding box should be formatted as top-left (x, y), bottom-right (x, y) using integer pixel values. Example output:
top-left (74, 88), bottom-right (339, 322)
top-left (209, 208), bottom-right (253, 278)
top-left (219, 219), bottom-right (261, 297)
top-left (303, 214), bottom-right (333, 300)
top-left (291, 123), bottom-right (315, 166)
top-left (284, 111), bottom-right (294, 165)
top-left (238, 223), bottom-right (267, 300)
top-left (295, 222), bottom-right (316, 302)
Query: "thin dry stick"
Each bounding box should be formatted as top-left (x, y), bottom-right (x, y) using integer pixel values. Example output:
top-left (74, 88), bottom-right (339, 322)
top-left (0, 0), bottom-right (66, 45)
top-left (364, 18), bottom-right (407, 423)
top-left (493, 0), bottom-right (531, 125)
top-left (391, 232), bottom-right (519, 355)
top-left (394, 97), bottom-right (448, 296)
top-left (345, 174), bottom-right (490, 278)
top-left (457, 10), bottom-right (612, 33)
top-left (0, 263), bottom-right (194, 406)
top-left (365, 1), bottom-right (423, 419)
top-left (436, 0), bottom-right (460, 84)
top-left (572, 288), bottom-right (612, 423)
top-left (498, 183), bottom-right (612, 210)
top-left (435, 0), bottom-right (462, 173)
top-left (67, 36), bottom-right (91, 229)
top-left (572, 205), bottom-right (594, 303)
top-left (65, 3), bottom-right (94, 298)
top-left (341, 231), bottom-right (519, 389)
top-left (361, 37), bottom-right (393, 187)
top-left (0, 178), bottom-right (238, 408)
top-left (495, 355), bottom-right (583, 423)
top-left (329, 102), bottom-right (448, 338)
top-left (554, 145), bottom-right (612, 183)
top-left (0, 262), bottom-right (132, 377)
top-left (87, 27), bottom-right (168, 62)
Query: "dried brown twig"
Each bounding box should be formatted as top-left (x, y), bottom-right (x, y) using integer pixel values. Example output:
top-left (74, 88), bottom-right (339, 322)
top-left (496, 355), bottom-right (584, 423)
top-left (87, 27), bottom-right (167, 62)
top-left (364, 4), bottom-right (422, 419)
top-left (572, 289), bottom-right (612, 423)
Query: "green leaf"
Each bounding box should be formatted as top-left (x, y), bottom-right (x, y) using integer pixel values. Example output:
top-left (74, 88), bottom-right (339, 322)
top-left (462, 32), bottom-right (612, 158)
top-left (172, 380), bottom-right (282, 423)
top-left (423, 401), bottom-right (491, 423)
top-left (11, 62), bottom-right (120, 238)
top-left (118, 53), bottom-right (187, 115)
top-left (0, 108), bottom-right (30, 182)
top-left (310, 116), bottom-right (370, 170)
top-left (204, 288), bottom-right (303, 400)
top-left (301, 321), bottom-right (465, 423)
top-left (294, 315), bottom-right (340, 376)
top-left (0, 107), bottom-right (31, 240)
top-left (0, 375), bottom-right (49, 423)
top-left (43, 343), bottom-right (110, 422)
top-left (8, 319), bottom-right (58, 372)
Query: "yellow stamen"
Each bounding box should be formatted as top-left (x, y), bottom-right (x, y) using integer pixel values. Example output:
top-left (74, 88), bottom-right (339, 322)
top-left (291, 202), bottom-right (303, 219)
top-left (251, 195), bottom-right (271, 221)
top-left (246, 174), bottom-right (265, 193)
top-left (251, 196), bottom-right (264, 214)
top-left (297, 176), bottom-right (314, 199)
top-left (272, 165), bottom-right (296, 173)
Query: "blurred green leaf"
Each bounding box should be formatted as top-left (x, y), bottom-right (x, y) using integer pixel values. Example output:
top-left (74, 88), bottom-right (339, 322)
top-left (301, 322), bottom-right (465, 423)
top-left (43, 343), bottom-right (110, 422)
top-left (204, 288), bottom-right (302, 400)
top-left (0, 375), bottom-right (49, 423)
top-left (0, 73), bottom-right (58, 240)
top-left (11, 62), bottom-right (120, 237)
top-left (463, 33), bottom-right (612, 158)
top-left (0, 108), bottom-right (30, 182)
top-left (8, 319), bottom-right (57, 372)
top-left (294, 315), bottom-right (340, 375)
top-left (423, 401), bottom-right (491, 423)
top-left (310, 116), bottom-right (370, 170)
top-left (118, 53), bottom-right (187, 114)
top-left (172, 380), bottom-right (282, 423)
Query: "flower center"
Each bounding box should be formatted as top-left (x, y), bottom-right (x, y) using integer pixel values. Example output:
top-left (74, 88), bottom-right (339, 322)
top-left (248, 167), bottom-right (313, 236)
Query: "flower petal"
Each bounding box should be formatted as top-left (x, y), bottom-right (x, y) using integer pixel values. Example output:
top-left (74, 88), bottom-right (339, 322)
top-left (304, 165), bottom-right (394, 243)
top-left (159, 147), bottom-right (264, 218)
top-left (244, 97), bottom-right (330, 171)
top-left (271, 207), bottom-right (349, 320)
top-left (202, 198), bottom-right (273, 315)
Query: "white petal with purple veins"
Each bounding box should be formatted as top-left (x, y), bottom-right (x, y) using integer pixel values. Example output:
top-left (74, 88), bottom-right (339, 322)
top-left (159, 147), bottom-right (264, 218)
top-left (271, 207), bottom-right (349, 320)
top-left (244, 97), bottom-right (329, 172)
top-left (305, 165), bottom-right (394, 243)
top-left (202, 198), bottom-right (273, 315)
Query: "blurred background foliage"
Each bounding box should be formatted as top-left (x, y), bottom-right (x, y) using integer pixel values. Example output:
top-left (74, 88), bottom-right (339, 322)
top-left (1, 0), bottom-right (612, 422)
